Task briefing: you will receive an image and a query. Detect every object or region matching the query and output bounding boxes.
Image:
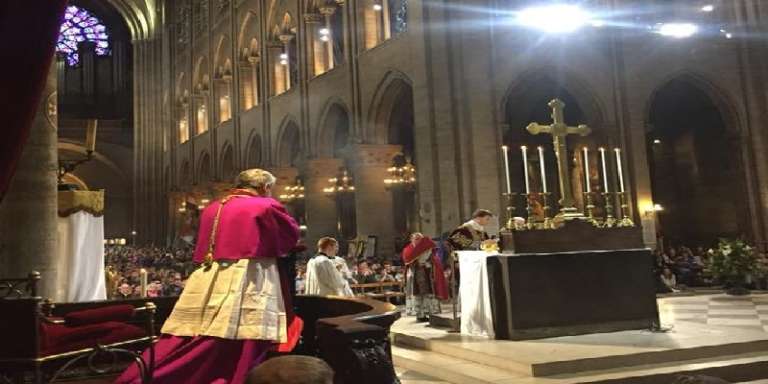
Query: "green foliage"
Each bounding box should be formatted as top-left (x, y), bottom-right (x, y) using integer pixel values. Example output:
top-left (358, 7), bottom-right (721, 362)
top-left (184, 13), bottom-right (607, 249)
top-left (708, 238), bottom-right (758, 283)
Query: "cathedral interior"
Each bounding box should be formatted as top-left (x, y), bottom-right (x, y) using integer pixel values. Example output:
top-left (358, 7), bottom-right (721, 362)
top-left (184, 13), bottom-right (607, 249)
top-left (2, 0), bottom-right (768, 383)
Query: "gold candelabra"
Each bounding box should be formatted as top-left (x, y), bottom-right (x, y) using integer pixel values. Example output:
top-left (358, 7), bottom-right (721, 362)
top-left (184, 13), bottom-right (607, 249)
top-left (540, 192), bottom-right (554, 229)
top-left (324, 167), bottom-right (355, 195)
top-left (617, 192), bottom-right (635, 227)
top-left (503, 192), bottom-right (517, 231)
top-left (383, 153), bottom-right (416, 190)
top-left (279, 178), bottom-right (305, 202)
top-left (602, 192), bottom-right (617, 228)
top-left (583, 191), bottom-right (599, 227)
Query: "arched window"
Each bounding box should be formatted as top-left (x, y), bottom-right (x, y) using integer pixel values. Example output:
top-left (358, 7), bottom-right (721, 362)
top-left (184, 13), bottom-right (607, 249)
top-left (56, 5), bottom-right (110, 66)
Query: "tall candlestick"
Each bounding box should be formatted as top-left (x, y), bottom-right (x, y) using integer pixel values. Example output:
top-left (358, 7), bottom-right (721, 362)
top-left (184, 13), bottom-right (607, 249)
top-left (599, 147), bottom-right (609, 193)
top-left (537, 146), bottom-right (547, 193)
top-left (615, 148), bottom-right (625, 193)
top-left (582, 147), bottom-right (591, 193)
top-left (85, 119), bottom-right (98, 152)
top-left (139, 268), bottom-right (148, 297)
top-left (501, 145), bottom-right (512, 194)
top-left (521, 146), bottom-right (530, 194)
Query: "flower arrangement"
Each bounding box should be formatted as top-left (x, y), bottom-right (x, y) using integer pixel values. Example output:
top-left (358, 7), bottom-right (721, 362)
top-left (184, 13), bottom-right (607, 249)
top-left (708, 238), bottom-right (758, 294)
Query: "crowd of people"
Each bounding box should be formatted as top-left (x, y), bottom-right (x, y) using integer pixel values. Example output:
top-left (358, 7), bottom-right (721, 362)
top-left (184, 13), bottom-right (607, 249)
top-left (104, 245), bottom-right (195, 299)
top-left (654, 244), bottom-right (768, 292)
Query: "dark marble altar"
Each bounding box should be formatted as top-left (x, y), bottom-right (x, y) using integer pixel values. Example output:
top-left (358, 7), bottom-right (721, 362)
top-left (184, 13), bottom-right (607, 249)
top-left (486, 248), bottom-right (659, 340)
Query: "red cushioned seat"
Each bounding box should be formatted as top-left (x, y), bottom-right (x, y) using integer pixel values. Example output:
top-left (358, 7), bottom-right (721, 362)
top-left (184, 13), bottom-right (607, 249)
top-left (64, 304), bottom-right (135, 326)
top-left (40, 321), bottom-right (147, 356)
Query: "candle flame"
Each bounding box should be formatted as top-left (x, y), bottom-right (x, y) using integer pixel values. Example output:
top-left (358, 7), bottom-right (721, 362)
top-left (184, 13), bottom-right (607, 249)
top-left (537, 146), bottom-right (543, 150)
top-left (599, 147), bottom-right (605, 151)
top-left (501, 145), bottom-right (508, 150)
top-left (521, 145), bottom-right (527, 150)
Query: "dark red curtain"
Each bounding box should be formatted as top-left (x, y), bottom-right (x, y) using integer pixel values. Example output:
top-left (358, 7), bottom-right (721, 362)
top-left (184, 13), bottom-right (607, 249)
top-left (0, 1), bottom-right (68, 203)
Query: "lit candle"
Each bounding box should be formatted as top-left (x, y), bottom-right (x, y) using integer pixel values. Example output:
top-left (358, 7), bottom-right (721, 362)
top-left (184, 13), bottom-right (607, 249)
top-left (599, 147), bottom-right (609, 193)
top-left (501, 145), bottom-right (512, 194)
top-left (85, 119), bottom-right (98, 152)
top-left (521, 146), bottom-right (530, 194)
top-left (582, 147), bottom-right (591, 193)
top-left (537, 146), bottom-right (547, 193)
top-left (139, 268), bottom-right (148, 297)
top-left (615, 148), bottom-right (625, 193)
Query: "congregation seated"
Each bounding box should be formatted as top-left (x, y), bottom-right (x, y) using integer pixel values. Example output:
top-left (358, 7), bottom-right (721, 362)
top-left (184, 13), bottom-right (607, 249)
top-left (105, 245), bottom-right (193, 298)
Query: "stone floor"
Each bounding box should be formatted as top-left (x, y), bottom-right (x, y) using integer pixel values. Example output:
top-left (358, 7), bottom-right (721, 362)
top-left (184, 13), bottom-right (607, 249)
top-left (392, 293), bottom-right (768, 384)
top-left (657, 293), bottom-right (768, 332)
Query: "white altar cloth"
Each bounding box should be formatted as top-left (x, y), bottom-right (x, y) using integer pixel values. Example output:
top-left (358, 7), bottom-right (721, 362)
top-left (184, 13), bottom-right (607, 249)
top-left (57, 211), bottom-right (107, 302)
top-left (458, 250), bottom-right (497, 337)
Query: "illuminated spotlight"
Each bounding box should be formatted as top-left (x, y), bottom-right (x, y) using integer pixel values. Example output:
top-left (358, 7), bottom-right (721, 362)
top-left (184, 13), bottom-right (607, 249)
top-left (726, 33), bottom-right (733, 39)
top-left (515, 4), bottom-right (595, 34)
top-left (701, 4), bottom-right (714, 12)
top-left (657, 23), bottom-right (698, 38)
top-left (653, 139), bottom-right (661, 144)
top-left (373, 3), bottom-right (383, 11)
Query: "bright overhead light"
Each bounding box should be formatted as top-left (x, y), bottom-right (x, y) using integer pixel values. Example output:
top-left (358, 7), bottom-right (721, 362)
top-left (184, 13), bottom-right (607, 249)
top-left (373, 4), bottom-right (382, 11)
top-left (653, 139), bottom-right (661, 144)
top-left (515, 4), bottom-right (595, 34)
top-left (657, 23), bottom-right (698, 38)
top-left (701, 5), bottom-right (714, 12)
top-left (319, 28), bottom-right (330, 36)
top-left (725, 33), bottom-right (733, 39)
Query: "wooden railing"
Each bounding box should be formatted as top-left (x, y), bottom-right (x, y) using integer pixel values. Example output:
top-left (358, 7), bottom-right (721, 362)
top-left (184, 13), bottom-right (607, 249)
top-left (350, 281), bottom-right (405, 303)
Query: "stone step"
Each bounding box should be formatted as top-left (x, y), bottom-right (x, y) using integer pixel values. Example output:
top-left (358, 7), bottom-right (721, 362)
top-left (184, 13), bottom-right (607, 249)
top-left (392, 345), bottom-right (768, 384)
top-left (392, 325), bottom-right (768, 377)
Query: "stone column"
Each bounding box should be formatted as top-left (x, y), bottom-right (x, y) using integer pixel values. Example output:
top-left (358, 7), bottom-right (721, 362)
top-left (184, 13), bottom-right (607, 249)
top-left (335, 0), bottom-right (350, 62)
top-left (305, 157), bottom-right (343, 247)
top-left (346, 144), bottom-right (401, 259)
top-left (304, 14), bottom-right (321, 77)
top-left (319, 6), bottom-right (336, 70)
top-left (278, 34), bottom-right (294, 91)
top-left (0, 64), bottom-right (60, 299)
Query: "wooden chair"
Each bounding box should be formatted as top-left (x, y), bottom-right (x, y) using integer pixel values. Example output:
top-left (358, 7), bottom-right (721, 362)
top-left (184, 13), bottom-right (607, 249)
top-left (0, 272), bottom-right (156, 384)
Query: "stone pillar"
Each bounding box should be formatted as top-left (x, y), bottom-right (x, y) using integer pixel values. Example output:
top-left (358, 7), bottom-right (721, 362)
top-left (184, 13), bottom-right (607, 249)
top-left (0, 64), bottom-right (60, 299)
top-left (305, 158), bottom-right (343, 248)
top-left (319, 6), bottom-right (336, 70)
top-left (346, 144), bottom-right (401, 259)
top-left (278, 34), bottom-right (294, 91)
top-left (335, 0), bottom-right (350, 62)
top-left (304, 14), bottom-right (321, 77)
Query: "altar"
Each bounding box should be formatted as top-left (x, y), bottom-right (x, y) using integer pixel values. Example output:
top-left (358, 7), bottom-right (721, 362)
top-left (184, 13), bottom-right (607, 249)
top-left (458, 248), bottom-right (659, 340)
top-left (448, 98), bottom-right (660, 340)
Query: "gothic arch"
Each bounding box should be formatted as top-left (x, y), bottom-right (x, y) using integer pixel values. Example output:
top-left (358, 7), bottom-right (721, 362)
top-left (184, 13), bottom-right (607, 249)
top-left (645, 72), bottom-right (749, 244)
top-left (214, 35), bottom-right (232, 76)
top-left (193, 56), bottom-right (210, 92)
top-left (180, 160), bottom-right (192, 186)
top-left (106, 0), bottom-right (155, 40)
top-left (197, 151), bottom-right (212, 183)
top-left (238, 11), bottom-right (260, 56)
top-left (316, 98), bottom-right (351, 157)
top-left (367, 70), bottom-right (414, 144)
top-left (245, 132), bottom-right (263, 168)
top-left (275, 117), bottom-right (302, 167)
top-left (500, 69), bottom-right (606, 131)
top-left (644, 71), bottom-right (741, 136)
top-left (220, 143), bottom-right (236, 182)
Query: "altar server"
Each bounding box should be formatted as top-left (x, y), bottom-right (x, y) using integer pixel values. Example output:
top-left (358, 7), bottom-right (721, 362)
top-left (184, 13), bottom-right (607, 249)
top-left (305, 237), bottom-right (354, 297)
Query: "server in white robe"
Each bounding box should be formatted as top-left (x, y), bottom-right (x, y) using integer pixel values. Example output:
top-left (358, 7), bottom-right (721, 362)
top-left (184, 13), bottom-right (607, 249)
top-left (305, 237), bottom-right (354, 296)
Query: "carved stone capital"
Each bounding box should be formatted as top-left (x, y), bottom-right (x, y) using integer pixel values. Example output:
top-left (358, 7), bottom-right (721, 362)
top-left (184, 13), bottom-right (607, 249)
top-left (319, 6), bottom-right (336, 16)
top-left (304, 13), bottom-right (322, 23)
top-left (346, 144), bottom-right (402, 169)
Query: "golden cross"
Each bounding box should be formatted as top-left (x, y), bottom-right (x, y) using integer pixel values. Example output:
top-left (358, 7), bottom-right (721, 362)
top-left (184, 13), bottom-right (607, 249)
top-left (526, 99), bottom-right (591, 219)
